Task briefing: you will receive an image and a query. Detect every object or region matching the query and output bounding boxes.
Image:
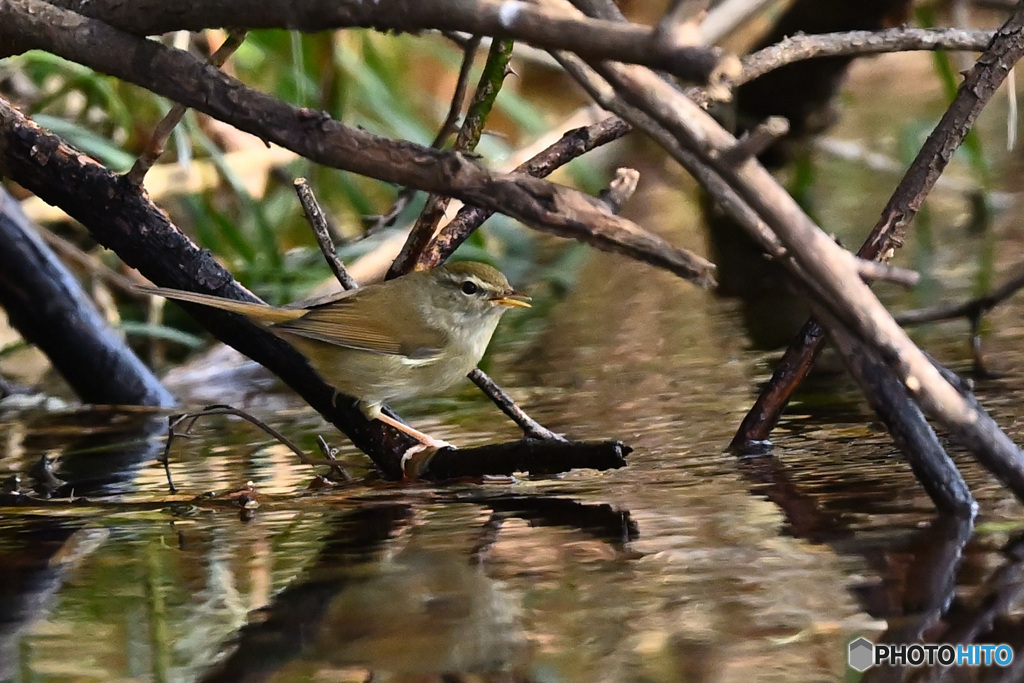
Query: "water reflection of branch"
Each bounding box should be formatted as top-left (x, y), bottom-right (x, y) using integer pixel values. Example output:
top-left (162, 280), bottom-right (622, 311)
top-left (852, 515), bottom-right (972, 682)
top-left (911, 531), bottom-right (1024, 682)
top-left (26, 411), bottom-right (168, 498)
top-left (0, 521), bottom-right (109, 680)
top-left (200, 503), bottom-right (412, 683)
top-left (199, 494), bottom-right (634, 680)
top-left (460, 494), bottom-right (638, 548)
top-left (426, 439), bottom-right (630, 479)
top-left (735, 454), bottom-right (851, 543)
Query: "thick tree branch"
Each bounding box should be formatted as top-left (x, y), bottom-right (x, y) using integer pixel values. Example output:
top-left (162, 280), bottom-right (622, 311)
top-left (0, 188), bottom-right (175, 407)
top-left (0, 0), bottom-right (716, 288)
top-left (736, 10), bottom-right (1024, 446)
top-left (38, 0), bottom-right (737, 86)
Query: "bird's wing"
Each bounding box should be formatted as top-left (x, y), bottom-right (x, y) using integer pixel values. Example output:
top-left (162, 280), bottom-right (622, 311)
top-left (271, 294), bottom-right (446, 360)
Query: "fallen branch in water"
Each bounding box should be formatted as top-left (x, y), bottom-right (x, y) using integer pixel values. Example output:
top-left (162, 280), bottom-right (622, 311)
top-left (0, 97), bottom-right (627, 482)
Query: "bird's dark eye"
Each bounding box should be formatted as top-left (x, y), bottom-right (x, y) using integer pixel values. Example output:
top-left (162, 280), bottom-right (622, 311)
top-left (461, 280), bottom-right (479, 295)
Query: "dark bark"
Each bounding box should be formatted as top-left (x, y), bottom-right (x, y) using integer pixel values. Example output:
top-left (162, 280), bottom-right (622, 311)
top-left (820, 309), bottom-right (976, 517)
top-left (39, 0), bottom-right (733, 85)
top-left (0, 187), bottom-right (174, 407)
top-left (423, 438), bottom-right (630, 480)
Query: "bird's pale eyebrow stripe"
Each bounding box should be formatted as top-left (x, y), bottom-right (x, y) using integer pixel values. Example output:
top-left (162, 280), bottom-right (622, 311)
top-left (453, 274), bottom-right (488, 290)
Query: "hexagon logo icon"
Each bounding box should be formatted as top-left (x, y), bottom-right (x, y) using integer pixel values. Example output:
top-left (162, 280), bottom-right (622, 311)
top-left (849, 637), bottom-right (874, 672)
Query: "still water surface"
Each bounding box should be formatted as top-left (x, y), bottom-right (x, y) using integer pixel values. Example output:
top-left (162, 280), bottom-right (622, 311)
top-left (4, 243), bottom-right (1024, 681)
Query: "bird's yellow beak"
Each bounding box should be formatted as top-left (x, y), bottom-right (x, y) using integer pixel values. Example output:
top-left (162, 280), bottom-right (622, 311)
top-left (492, 291), bottom-right (531, 308)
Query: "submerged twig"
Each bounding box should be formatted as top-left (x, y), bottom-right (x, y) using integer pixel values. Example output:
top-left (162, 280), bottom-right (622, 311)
top-left (164, 405), bottom-right (350, 480)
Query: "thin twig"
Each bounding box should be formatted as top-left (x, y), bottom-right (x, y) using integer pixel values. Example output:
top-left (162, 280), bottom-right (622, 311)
top-left (165, 404), bottom-right (349, 477)
top-left (896, 264), bottom-right (1024, 326)
top-left (126, 30), bottom-right (247, 185)
top-left (896, 264), bottom-right (1024, 377)
top-left (469, 369), bottom-right (568, 443)
top-left (688, 27), bottom-right (999, 108)
top-left (857, 260), bottom-right (920, 288)
top-left (159, 419), bottom-right (178, 492)
top-left (435, 36), bottom-right (485, 149)
top-left (294, 177), bottom-right (358, 290)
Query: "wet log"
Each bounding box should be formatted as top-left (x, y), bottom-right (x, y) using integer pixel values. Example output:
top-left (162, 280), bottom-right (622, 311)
top-left (0, 188), bottom-right (174, 407)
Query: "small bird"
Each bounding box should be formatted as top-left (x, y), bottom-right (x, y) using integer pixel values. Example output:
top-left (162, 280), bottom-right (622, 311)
top-left (138, 262), bottom-right (530, 450)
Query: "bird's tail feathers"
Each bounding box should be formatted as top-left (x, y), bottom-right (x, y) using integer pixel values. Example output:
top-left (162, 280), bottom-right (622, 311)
top-left (135, 285), bottom-right (304, 324)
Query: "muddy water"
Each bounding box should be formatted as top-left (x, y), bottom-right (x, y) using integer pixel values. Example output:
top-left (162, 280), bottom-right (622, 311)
top-left (5, 55), bottom-right (1024, 682)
